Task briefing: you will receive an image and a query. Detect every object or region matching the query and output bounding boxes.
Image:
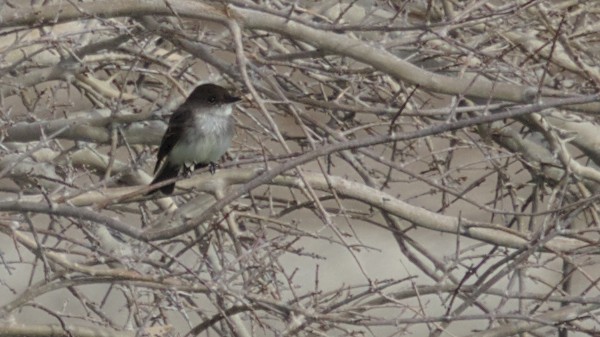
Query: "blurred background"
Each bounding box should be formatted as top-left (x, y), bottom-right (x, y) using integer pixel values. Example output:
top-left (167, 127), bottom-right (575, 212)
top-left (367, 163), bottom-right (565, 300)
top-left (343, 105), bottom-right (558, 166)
top-left (1, 1), bottom-right (600, 336)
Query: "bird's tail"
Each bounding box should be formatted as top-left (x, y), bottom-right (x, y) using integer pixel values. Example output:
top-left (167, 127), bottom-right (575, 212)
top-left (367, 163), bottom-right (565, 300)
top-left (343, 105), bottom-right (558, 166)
top-left (148, 163), bottom-right (179, 195)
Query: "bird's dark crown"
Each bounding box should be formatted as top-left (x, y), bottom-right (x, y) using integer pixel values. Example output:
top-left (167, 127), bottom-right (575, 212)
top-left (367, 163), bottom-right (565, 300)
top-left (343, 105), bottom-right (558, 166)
top-left (186, 83), bottom-right (240, 105)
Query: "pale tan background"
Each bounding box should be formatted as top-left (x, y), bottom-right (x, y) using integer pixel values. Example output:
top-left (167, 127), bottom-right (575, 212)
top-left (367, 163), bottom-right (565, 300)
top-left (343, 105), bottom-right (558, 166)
top-left (1, 1), bottom-right (600, 337)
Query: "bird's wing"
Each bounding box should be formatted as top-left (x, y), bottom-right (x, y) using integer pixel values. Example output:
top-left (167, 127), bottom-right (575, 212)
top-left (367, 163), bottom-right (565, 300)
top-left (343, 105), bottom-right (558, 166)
top-left (154, 106), bottom-right (191, 173)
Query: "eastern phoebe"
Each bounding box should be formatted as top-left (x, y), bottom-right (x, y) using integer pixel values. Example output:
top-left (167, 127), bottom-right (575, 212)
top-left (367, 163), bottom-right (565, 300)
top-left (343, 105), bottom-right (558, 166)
top-left (148, 83), bottom-right (240, 194)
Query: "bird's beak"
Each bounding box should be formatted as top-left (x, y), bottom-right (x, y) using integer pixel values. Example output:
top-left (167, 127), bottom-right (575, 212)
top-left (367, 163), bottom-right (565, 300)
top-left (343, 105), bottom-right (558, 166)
top-left (225, 95), bottom-right (242, 104)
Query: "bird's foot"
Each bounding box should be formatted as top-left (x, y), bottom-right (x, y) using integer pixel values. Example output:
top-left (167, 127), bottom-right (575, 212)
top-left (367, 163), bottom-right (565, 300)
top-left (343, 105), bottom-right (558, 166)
top-left (192, 162), bottom-right (218, 174)
top-left (208, 162), bottom-right (218, 174)
top-left (191, 162), bottom-right (218, 174)
top-left (183, 165), bottom-right (194, 178)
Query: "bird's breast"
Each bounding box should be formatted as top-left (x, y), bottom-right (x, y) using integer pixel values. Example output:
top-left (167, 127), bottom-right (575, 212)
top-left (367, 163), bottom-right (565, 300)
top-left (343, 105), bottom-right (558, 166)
top-left (168, 114), bottom-right (233, 165)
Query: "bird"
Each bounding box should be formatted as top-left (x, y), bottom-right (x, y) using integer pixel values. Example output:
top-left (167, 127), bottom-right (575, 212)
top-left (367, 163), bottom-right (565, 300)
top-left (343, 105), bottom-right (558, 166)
top-left (148, 83), bottom-right (241, 194)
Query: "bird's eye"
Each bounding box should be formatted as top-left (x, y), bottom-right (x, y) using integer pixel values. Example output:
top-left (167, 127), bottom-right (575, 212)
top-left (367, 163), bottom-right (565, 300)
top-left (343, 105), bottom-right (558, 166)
top-left (208, 96), bottom-right (216, 103)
